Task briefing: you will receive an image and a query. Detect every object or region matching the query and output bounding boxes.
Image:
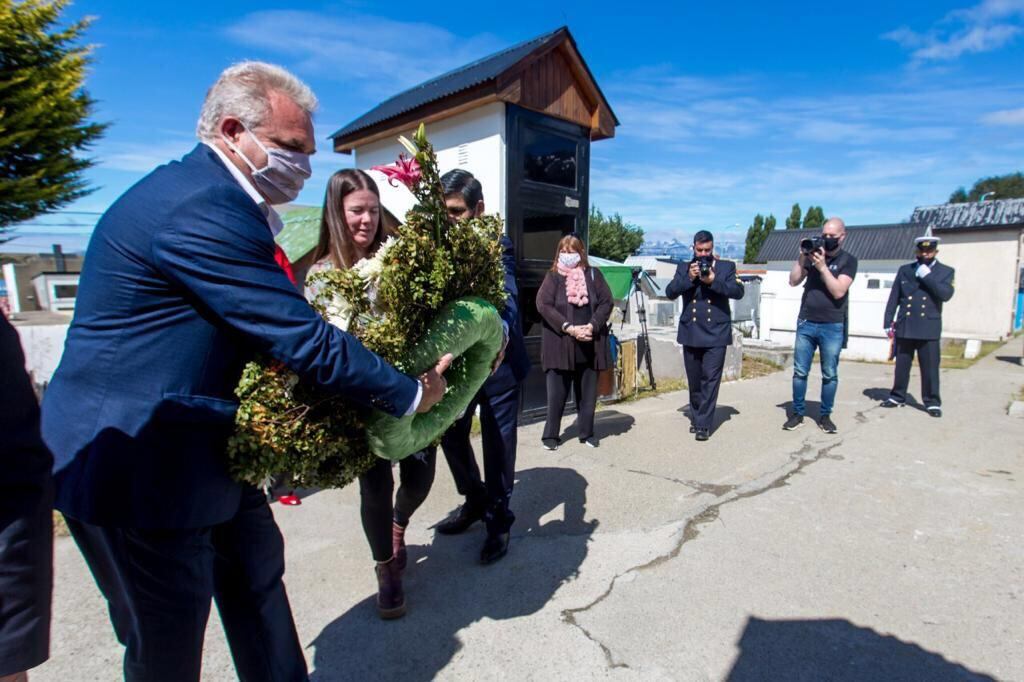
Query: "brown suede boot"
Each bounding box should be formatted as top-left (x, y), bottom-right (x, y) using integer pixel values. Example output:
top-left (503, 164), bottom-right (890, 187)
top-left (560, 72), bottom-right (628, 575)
top-left (392, 521), bottom-right (407, 571)
top-left (374, 558), bottom-right (406, 620)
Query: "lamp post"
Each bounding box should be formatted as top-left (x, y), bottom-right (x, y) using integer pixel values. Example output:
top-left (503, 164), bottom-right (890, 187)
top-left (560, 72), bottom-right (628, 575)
top-left (979, 191), bottom-right (996, 203)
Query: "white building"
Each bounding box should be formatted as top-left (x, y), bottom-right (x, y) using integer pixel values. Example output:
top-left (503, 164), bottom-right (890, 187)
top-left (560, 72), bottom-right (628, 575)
top-left (754, 203), bottom-right (1024, 361)
top-left (910, 198), bottom-right (1024, 340)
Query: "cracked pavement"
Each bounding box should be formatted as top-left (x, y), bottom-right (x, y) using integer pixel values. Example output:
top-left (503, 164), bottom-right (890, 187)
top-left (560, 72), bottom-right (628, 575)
top-left (38, 340), bottom-right (1024, 680)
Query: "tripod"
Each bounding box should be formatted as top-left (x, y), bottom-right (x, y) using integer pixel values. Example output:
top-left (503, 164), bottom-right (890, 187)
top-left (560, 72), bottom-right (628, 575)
top-left (621, 267), bottom-right (656, 391)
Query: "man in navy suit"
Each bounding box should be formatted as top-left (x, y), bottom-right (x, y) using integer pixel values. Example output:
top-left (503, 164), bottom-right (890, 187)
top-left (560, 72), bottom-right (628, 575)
top-left (40, 62), bottom-right (451, 682)
top-left (665, 230), bottom-right (745, 441)
top-left (0, 317), bottom-right (53, 682)
top-left (435, 170), bottom-right (530, 565)
top-left (881, 234), bottom-right (956, 416)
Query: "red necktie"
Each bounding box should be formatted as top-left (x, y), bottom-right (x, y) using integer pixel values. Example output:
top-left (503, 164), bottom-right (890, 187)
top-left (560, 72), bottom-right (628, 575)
top-left (273, 244), bottom-right (296, 285)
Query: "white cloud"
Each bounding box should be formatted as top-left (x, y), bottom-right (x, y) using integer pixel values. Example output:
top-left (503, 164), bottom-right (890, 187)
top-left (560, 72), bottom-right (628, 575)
top-left (883, 0), bottom-right (1024, 62)
top-left (980, 106), bottom-right (1024, 125)
top-left (588, 60), bottom-right (1024, 233)
top-left (224, 10), bottom-right (503, 95)
top-left (100, 140), bottom-right (197, 172)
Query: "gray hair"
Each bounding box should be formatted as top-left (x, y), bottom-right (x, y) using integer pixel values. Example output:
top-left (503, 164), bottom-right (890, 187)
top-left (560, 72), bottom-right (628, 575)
top-left (196, 61), bottom-right (318, 141)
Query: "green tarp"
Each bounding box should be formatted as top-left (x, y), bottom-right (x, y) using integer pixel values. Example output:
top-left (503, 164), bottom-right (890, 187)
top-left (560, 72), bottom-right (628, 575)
top-left (589, 256), bottom-right (634, 300)
top-left (275, 207), bottom-right (323, 263)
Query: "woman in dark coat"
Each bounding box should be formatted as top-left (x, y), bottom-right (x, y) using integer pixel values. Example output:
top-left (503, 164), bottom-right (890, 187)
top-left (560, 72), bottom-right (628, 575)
top-left (536, 235), bottom-right (613, 449)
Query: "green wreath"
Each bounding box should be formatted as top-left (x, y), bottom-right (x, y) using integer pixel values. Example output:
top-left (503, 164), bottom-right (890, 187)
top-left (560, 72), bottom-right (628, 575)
top-left (366, 297), bottom-right (503, 460)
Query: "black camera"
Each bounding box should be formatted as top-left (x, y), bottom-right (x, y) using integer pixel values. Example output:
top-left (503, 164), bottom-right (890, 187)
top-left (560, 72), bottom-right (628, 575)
top-left (695, 255), bottom-right (713, 277)
top-left (800, 236), bottom-right (825, 253)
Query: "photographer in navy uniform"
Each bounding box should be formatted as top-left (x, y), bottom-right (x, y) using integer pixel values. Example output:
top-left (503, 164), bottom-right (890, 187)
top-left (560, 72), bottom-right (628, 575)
top-left (665, 230), bottom-right (744, 441)
top-left (881, 234), bottom-right (955, 417)
top-left (783, 217), bottom-right (858, 434)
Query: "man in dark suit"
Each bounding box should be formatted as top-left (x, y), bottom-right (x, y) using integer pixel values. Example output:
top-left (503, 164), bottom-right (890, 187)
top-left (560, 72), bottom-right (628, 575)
top-left (40, 62), bottom-right (451, 682)
top-left (0, 317), bottom-right (53, 682)
top-left (435, 170), bottom-right (530, 565)
top-left (665, 230), bottom-right (745, 441)
top-left (881, 234), bottom-right (955, 417)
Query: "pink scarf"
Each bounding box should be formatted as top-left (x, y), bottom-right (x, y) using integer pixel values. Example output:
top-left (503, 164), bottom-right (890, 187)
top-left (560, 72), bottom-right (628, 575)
top-left (557, 263), bottom-right (589, 307)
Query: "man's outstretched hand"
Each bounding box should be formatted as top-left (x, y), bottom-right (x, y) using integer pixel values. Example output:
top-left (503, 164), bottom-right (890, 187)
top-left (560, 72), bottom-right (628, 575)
top-left (416, 353), bottom-right (454, 413)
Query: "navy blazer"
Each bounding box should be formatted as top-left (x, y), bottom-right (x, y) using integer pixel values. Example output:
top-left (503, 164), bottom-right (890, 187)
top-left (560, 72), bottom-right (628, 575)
top-left (0, 317), bottom-right (53, 676)
top-left (883, 260), bottom-right (955, 340)
top-left (42, 144), bottom-right (418, 529)
top-left (665, 259), bottom-right (745, 348)
top-left (482, 236), bottom-right (530, 395)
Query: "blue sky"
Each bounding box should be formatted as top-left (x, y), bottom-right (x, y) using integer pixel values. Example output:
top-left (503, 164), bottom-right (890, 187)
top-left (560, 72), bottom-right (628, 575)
top-left (13, 0), bottom-right (1024, 251)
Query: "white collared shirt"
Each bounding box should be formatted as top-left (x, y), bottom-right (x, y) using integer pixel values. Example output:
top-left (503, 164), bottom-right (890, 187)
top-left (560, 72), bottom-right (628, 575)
top-left (204, 141), bottom-right (283, 236)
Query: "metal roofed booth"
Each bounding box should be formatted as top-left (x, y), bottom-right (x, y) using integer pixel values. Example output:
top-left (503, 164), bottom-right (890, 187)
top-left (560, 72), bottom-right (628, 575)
top-left (300, 26), bottom-right (619, 418)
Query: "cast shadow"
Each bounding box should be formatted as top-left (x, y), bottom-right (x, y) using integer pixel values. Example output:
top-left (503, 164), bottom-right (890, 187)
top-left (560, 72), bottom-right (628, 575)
top-left (775, 400), bottom-right (822, 420)
top-left (676, 405), bottom-right (741, 434)
top-left (558, 409), bottom-right (635, 443)
top-left (861, 388), bottom-right (926, 412)
top-left (727, 616), bottom-right (996, 681)
top-left (995, 355), bottom-right (1022, 366)
top-left (309, 466), bottom-right (597, 681)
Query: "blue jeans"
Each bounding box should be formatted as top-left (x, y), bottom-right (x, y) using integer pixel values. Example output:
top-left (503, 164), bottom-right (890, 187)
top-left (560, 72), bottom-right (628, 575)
top-left (792, 319), bottom-right (844, 417)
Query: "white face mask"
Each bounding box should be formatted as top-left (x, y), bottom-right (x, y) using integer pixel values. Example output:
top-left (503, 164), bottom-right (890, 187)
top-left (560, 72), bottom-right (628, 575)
top-left (223, 125), bottom-right (311, 204)
top-left (559, 252), bottom-right (581, 268)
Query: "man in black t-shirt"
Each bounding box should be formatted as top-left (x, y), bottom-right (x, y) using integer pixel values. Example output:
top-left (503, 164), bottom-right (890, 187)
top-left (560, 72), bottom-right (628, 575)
top-left (782, 217), bottom-right (858, 434)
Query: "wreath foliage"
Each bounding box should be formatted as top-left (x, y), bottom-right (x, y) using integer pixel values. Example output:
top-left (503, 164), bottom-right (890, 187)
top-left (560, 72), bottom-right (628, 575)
top-left (228, 125), bottom-right (505, 489)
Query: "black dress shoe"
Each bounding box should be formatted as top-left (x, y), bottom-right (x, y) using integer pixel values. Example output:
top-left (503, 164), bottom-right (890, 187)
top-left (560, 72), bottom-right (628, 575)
top-left (688, 424), bottom-right (696, 433)
top-left (436, 503), bottom-right (484, 535)
top-left (695, 429), bottom-right (710, 441)
top-left (480, 532), bottom-right (510, 565)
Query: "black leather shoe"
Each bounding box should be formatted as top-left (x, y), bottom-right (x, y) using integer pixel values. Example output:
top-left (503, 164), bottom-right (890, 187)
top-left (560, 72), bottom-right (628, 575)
top-left (480, 532), bottom-right (510, 565)
top-left (436, 503), bottom-right (484, 535)
top-left (695, 429), bottom-right (710, 441)
top-left (688, 424), bottom-right (696, 433)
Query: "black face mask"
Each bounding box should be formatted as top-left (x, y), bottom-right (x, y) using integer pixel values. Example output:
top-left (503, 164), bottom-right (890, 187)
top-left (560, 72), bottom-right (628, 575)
top-left (822, 236), bottom-right (840, 252)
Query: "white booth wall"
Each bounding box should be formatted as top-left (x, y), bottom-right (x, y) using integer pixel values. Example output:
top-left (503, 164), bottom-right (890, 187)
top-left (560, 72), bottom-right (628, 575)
top-left (354, 102), bottom-right (508, 227)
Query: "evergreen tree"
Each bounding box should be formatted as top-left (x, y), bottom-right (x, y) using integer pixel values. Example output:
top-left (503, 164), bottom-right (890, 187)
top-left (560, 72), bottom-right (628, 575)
top-left (785, 203), bottom-right (802, 230)
top-left (803, 206), bottom-right (826, 229)
top-left (744, 212), bottom-right (776, 263)
top-left (0, 0), bottom-right (107, 227)
top-left (587, 206), bottom-right (645, 262)
top-left (948, 172), bottom-right (1024, 203)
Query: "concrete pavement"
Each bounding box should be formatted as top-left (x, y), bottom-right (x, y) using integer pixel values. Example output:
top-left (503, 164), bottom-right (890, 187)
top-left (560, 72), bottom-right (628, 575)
top-left (37, 338), bottom-right (1024, 680)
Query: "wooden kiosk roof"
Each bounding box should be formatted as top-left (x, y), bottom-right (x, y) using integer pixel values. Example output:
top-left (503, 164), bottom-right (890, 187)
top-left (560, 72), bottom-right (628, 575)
top-left (330, 26), bottom-right (618, 153)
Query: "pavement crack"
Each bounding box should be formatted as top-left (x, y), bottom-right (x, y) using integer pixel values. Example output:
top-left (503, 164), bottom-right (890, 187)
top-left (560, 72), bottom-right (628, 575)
top-left (624, 468), bottom-right (736, 496)
top-left (561, 436), bottom-right (845, 670)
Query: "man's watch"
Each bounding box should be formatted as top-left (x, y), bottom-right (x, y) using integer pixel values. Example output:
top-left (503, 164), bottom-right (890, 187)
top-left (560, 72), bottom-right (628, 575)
top-left (561, 322), bottom-right (571, 332)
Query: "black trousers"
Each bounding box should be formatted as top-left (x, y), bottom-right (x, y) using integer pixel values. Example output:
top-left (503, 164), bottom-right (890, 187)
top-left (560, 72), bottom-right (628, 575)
top-left (890, 337), bottom-right (942, 408)
top-left (65, 486), bottom-right (306, 682)
top-left (441, 383), bottom-right (520, 534)
top-left (543, 367), bottom-right (598, 443)
top-left (682, 345), bottom-right (727, 431)
top-left (358, 447), bottom-right (437, 562)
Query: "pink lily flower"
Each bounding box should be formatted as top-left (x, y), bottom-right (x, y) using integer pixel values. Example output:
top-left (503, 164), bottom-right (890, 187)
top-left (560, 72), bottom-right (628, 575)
top-left (371, 154), bottom-right (421, 189)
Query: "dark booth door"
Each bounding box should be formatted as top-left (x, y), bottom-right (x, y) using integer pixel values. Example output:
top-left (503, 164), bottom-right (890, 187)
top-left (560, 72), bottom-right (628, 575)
top-left (505, 105), bottom-right (591, 419)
